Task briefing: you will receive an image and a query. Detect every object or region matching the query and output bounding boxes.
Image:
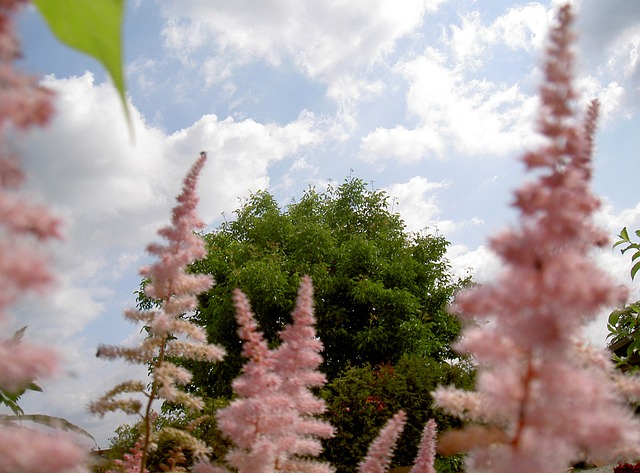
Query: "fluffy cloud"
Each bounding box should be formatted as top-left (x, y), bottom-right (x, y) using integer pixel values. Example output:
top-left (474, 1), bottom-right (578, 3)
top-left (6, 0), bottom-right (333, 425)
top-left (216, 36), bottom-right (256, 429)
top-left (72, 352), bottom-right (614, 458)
top-left (10, 73), bottom-right (328, 446)
top-left (360, 49), bottom-right (540, 162)
top-left (159, 0), bottom-right (435, 81)
top-left (357, 3), bottom-right (553, 164)
top-left (576, 0), bottom-right (640, 120)
top-left (448, 4), bottom-right (550, 68)
top-left (357, 0), bottom-right (640, 165)
top-left (384, 176), bottom-right (454, 233)
top-left (360, 125), bottom-right (444, 163)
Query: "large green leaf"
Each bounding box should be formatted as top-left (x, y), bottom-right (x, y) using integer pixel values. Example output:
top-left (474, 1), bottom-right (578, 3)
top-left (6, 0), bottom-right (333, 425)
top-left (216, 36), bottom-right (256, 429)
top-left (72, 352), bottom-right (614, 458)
top-left (32, 0), bottom-right (130, 127)
top-left (0, 414), bottom-right (95, 441)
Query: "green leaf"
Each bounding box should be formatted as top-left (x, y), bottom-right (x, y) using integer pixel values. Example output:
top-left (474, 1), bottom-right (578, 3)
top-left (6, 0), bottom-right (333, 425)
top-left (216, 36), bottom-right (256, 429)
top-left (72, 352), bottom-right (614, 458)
top-left (0, 414), bottom-right (95, 441)
top-left (631, 260), bottom-right (640, 281)
top-left (32, 0), bottom-right (131, 131)
top-left (627, 338), bottom-right (640, 358)
top-left (621, 227), bottom-right (630, 242)
top-left (10, 326), bottom-right (27, 344)
top-left (0, 391), bottom-right (24, 416)
top-left (609, 310), bottom-right (623, 327)
top-left (27, 382), bottom-right (43, 393)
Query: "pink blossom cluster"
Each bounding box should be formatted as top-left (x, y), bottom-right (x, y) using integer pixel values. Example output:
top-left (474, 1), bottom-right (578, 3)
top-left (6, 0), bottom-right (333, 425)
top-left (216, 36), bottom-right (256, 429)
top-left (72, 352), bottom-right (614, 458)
top-left (432, 6), bottom-right (640, 473)
top-left (203, 276), bottom-right (439, 473)
top-left (358, 411), bottom-right (407, 473)
top-left (0, 0), bottom-right (60, 390)
top-left (91, 153), bottom-right (226, 471)
top-left (357, 413), bottom-right (438, 473)
top-left (212, 276), bottom-right (336, 473)
top-left (0, 1), bottom-right (86, 472)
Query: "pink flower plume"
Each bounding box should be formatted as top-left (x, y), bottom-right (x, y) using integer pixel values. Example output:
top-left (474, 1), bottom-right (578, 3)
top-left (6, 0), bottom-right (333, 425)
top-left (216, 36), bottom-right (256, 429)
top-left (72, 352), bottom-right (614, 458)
top-left (0, 3), bottom-right (86, 472)
top-left (92, 154), bottom-right (225, 472)
top-left (358, 411), bottom-right (407, 473)
top-left (217, 277), bottom-right (334, 473)
top-left (410, 419), bottom-right (437, 473)
top-left (432, 5), bottom-right (640, 473)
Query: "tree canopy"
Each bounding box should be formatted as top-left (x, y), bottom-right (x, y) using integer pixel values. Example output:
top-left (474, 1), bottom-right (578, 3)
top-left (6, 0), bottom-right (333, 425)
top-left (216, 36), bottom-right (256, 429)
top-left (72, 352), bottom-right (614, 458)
top-left (188, 177), bottom-right (468, 398)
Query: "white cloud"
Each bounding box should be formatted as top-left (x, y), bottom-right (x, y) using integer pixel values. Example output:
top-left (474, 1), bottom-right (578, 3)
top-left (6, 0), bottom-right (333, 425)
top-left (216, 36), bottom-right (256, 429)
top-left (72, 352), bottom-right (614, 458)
top-left (577, 0), bottom-right (640, 120)
top-left (365, 49), bottom-right (540, 161)
top-left (447, 243), bottom-right (502, 284)
top-left (8, 73), bottom-right (329, 446)
top-left (384, 176), bottom-right (454, 233)
top-left (448, 4), bottom-right (550, 69)
top-left (159, 0), bottom-right (429, 82)
top-left (360, 125), bottom-right (444, 163)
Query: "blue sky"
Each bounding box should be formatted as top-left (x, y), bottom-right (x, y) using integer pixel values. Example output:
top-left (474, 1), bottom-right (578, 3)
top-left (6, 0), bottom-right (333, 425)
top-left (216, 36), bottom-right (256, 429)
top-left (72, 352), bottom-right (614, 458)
top-left (8, 0), bottom-right (640, 447)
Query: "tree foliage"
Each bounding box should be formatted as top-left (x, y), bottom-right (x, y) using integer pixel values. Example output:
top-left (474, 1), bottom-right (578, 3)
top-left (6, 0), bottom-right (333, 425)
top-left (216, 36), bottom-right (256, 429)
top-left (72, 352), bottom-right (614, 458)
top-left (189, 177), bottom-right (468, 398)
top-left (321, 354), bottom-right (472, 473)
top-left (608, 227), bottom-right (640, 370)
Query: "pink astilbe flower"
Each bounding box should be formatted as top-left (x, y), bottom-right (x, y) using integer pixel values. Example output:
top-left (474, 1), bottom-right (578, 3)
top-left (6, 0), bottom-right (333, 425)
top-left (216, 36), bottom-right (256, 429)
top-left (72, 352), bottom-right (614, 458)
top-left (216, 277), bottom-right (335, 473)
top-left (106, 441), bottom-right (149, 473)
top-left (91, 153), bottom-right (225, 472)
top-left (410, 419), bottom-right (437, 473)
top-left (0, 427), bottom-right (87, 473)
top-left (216, 288), bottom-right (301, 472)
top-left (0, 0), bottom-right (61, 392)
top-left (432, 5), bottom-right (640, 473)
top-left (358, 410), bottom-right (407, 473)
top-left (270, 276), bottom-right (335, 470)
top-left (0, 2), bottom-right (86, 472)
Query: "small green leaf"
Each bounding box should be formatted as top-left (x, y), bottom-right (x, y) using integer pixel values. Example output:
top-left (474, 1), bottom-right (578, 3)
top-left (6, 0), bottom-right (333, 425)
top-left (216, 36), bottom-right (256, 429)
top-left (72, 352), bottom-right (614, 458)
top-left (631, 260), bottom-right (640, 281)
top-left (620, 227), bottom-right (630, 242)
top-left (629, 304), bottom-right (640, 314)
top-left (0, 392), bottom-right (24, 416)
top-left (27, 382), bottom-right (43, 393)
top-left (609, 310), bottom-right (623, 326)
top-left (32, 0), bottom-right (131, 131)
top-left (10, 326), bottom-right (27, 344)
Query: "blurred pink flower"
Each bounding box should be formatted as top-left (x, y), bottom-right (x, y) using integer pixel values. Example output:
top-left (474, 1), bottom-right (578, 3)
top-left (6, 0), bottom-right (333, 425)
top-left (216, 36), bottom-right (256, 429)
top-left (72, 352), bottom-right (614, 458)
top-left (410, 419), bottom-right (437, 473)
top-left (432, 6), bottom-right (640, 472)
top-left (0, 2), bottom-right (85, 472)
top-left (358, 410), bottom-right (407, 473)
top-left (91, 153), bottom-right (224, 470)
top-left (217, 277), bottom-right (334, 473)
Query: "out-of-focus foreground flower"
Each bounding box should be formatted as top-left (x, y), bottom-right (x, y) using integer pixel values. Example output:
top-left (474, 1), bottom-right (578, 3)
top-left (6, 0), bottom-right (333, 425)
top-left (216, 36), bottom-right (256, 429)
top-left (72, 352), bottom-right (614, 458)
top-left (433, 5), bottom-right (640, 473)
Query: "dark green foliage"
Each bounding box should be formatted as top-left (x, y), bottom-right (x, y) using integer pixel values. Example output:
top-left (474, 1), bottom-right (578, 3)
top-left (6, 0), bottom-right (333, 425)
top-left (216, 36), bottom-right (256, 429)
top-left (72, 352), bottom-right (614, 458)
top-left (188, 177), bottom-right (468, 398)
top-left (608, 227), bottom-right (640, 371)
top-left (321, 354), bottom-right (473, 473)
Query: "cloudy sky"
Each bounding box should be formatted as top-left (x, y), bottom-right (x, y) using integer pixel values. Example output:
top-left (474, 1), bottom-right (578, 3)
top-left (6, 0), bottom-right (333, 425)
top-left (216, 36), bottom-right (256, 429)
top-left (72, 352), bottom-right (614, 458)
top-left (8, 0), bottom-right (640, 447)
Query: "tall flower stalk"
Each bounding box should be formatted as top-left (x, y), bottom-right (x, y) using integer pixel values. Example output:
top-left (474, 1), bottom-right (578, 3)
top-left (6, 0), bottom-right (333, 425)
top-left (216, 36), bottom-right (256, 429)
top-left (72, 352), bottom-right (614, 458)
top-left (214, 276), bottom-right (335, 473)
top-left (90, 152), bottom-right (226, 472)
top-left (0, 1), bottom-right (86, 472)
top-left (433, 5), bottom-right (640, 473)
top-left (358, 411), bottom-right (407, 473)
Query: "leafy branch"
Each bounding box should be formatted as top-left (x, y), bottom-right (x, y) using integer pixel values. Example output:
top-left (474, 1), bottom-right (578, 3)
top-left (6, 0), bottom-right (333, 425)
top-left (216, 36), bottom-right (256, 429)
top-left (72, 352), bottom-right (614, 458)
top-left (608, 227), bottom-right (640, 369)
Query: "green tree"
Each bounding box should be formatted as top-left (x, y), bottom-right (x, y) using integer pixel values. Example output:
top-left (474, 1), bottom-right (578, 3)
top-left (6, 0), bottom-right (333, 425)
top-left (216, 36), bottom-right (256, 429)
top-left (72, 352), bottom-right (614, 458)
top-left (189, 177), bottom-right (468, 398)
top-left (321, 353), bottom-right (472, 473)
